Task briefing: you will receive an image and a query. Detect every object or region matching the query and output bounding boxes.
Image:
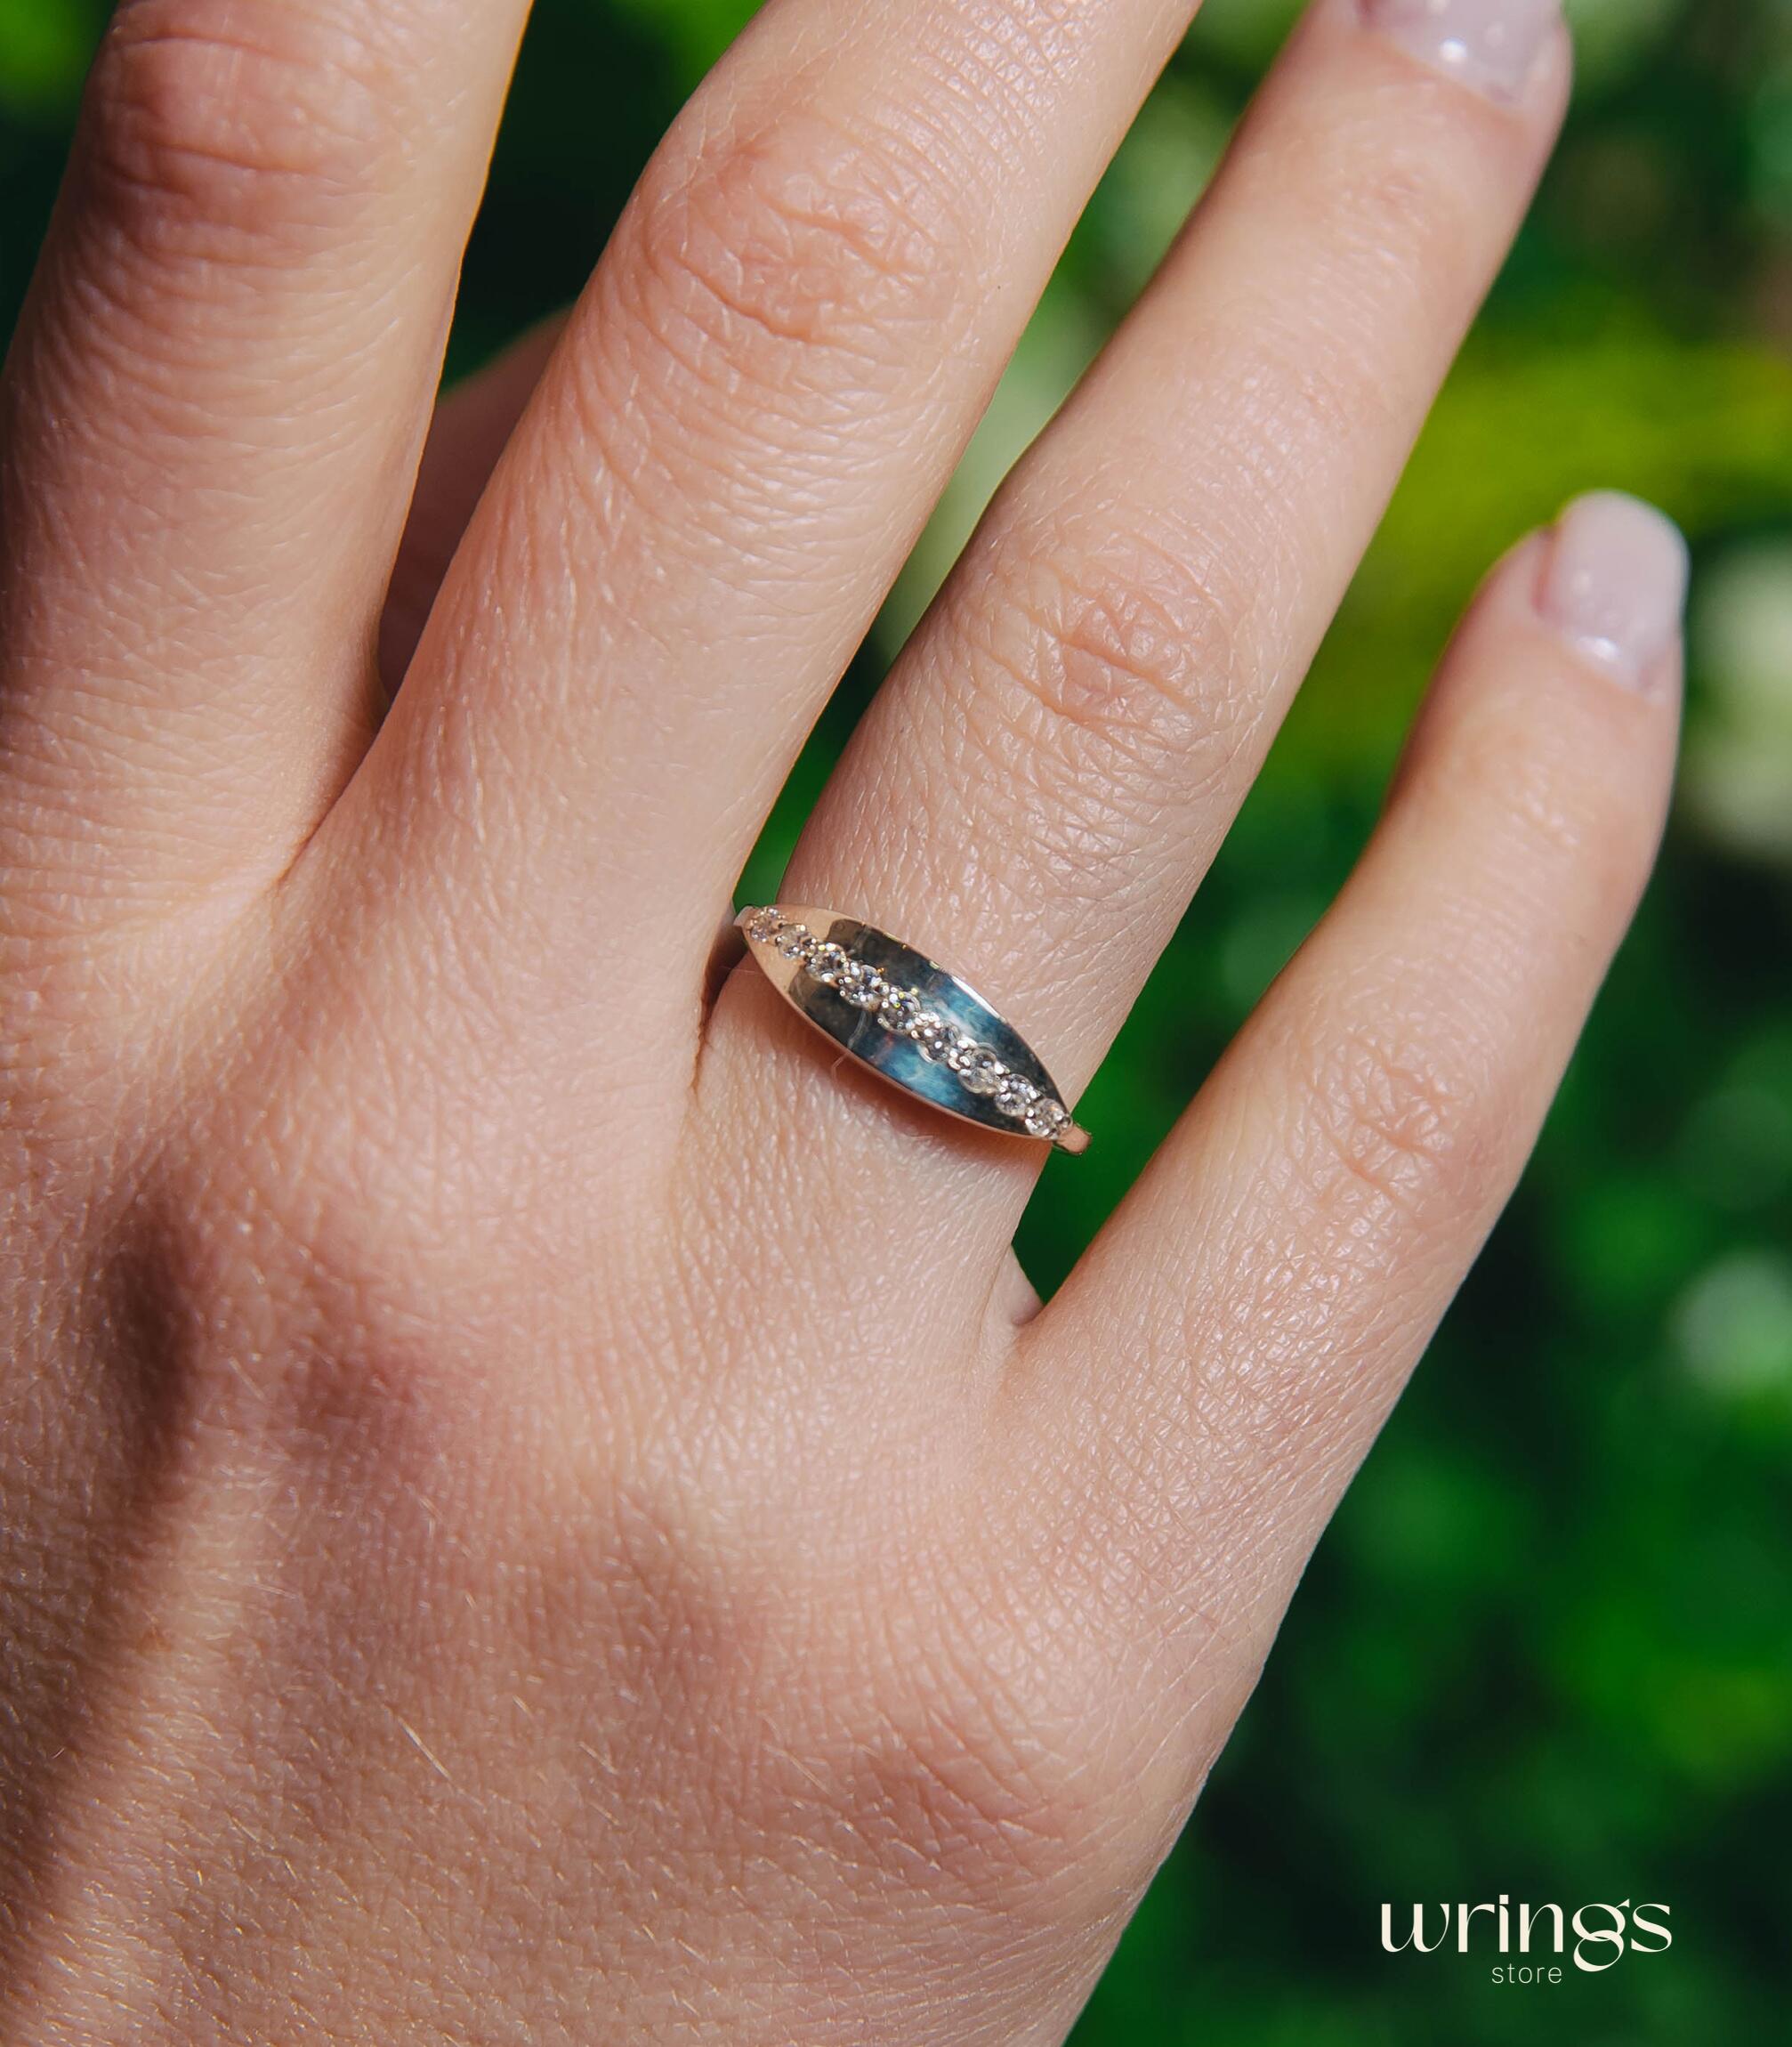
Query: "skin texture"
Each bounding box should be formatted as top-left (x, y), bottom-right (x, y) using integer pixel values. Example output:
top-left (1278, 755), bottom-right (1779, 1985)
top-left (0, 1), bottom-right (1683, 2041)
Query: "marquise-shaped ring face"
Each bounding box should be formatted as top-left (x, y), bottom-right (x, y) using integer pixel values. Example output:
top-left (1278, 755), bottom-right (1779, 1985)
top-left (737, 907), bottom-right (1090, 1155)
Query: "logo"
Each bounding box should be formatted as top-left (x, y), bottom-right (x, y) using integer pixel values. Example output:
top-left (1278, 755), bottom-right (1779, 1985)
top-left (1380, 1897), bottom-right (1672, 1984)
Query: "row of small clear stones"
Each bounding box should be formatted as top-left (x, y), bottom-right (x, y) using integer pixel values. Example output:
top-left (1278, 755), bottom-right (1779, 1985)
top-left (745, 909), bottom-right (1070, 1143)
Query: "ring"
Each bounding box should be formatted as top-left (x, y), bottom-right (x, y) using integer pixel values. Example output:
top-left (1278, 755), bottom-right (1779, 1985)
top-left (737, 906), bottom-right (1090, 1155)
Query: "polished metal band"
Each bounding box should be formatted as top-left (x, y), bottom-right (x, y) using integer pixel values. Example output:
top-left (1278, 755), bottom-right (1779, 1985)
top-left (738, 906), bottom-right (1090, 1156)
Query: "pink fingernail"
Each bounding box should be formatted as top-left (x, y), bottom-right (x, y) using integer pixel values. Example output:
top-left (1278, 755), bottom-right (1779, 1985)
top-left (1361, 0), bottom-right (1562, 102)
top-left (1538, 492), bottom-right (1690, 693)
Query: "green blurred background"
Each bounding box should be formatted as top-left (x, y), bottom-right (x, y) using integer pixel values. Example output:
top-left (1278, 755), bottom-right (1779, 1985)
top-left (4, 0), bottom-right (1790, 2037)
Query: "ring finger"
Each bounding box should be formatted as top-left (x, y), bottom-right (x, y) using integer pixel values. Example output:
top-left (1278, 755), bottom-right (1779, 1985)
top-left (721, 0), bottom-right (1570, 1255)
top-left (319, 0), bottom-right (1207, 1076)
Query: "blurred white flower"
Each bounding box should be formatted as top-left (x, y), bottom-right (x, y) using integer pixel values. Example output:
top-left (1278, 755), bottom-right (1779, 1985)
top-left (1675, 1250), bottom-right (1792, 1396)
top-left (1684, 538), bottom-right (1792, 864)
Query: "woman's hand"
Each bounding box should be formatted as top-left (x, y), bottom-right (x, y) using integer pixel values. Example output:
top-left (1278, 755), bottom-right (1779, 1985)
top-left (0, 0), bottom-right (1685, 2039)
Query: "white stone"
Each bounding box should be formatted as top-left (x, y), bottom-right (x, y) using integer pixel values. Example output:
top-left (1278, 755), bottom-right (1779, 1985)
top-left (913, 1015), bottom-right (959, 1063)
top-left (995, 1073), bottom-right (1040, 1119)
top-left (880, 987), bottom-right (923, 1034)
top-left (957, 1048), bottom-right (1006, 1096)
top-left (839, 960), bottom-right (885, 1009)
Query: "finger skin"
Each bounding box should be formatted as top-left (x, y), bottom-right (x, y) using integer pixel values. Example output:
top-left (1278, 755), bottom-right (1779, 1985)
top-left (678, 0), bottom-right (1571, 1341)
top-left (327, 0), bottom-right (1202, 1064)
top-left (777, 0), bottom-right (1571, 1128)
top-left (0, 0), bottom-right (530, 917)
top-left (1005, 514), bottom-right (1683, 1807)
top-left (378, 315), bottom-right (567, 696)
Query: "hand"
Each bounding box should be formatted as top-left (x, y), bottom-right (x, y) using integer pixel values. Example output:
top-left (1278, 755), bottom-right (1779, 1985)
top-left (0, 0), bottom-right (1686, 2039)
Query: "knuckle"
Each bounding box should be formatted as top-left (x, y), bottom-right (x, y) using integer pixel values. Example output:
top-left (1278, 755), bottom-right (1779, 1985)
top-left (1452, 690), bottom-right (1660, 921)
top-left (848, 1703), bottom-right (1090, 1906)
top-left (1282, 1002), bottom-right (1492, 1237)
top-left (945, 527), bottom-right (1250, 863)
top-left (1274, 106), bottom-right (1496, 360)
top-left (1241, 306), bottom-right (1402, 495)
top-left (1376, 158), bottom-right (1475, 307)
top-left (617, 107), bottom-right (975, 407)
top-left (78, 0), bottom-right (398, 262)
top-left (847, 1574), bottom-right (1150, 1918)
top-left (1332, 142), bottom-right (1476, 313)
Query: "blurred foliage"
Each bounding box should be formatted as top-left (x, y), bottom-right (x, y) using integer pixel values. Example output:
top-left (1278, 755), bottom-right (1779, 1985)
top-left (4, 0), bottom-right (1791, 2038)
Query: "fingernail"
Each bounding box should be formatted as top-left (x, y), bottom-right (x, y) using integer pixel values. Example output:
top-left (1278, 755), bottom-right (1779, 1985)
top-left (1361, 0), bottom-right (1562, 102)
top-left (1538, 492), bottom-right (1690, 692)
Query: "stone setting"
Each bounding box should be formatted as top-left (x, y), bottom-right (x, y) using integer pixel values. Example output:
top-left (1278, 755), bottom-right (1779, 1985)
top-left (879, 986), bottom-right (923, 1034)
top-left (837, 959), bottom-right (886, 1009)
top-left (739, 907), bottom-right (1083, 1150)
